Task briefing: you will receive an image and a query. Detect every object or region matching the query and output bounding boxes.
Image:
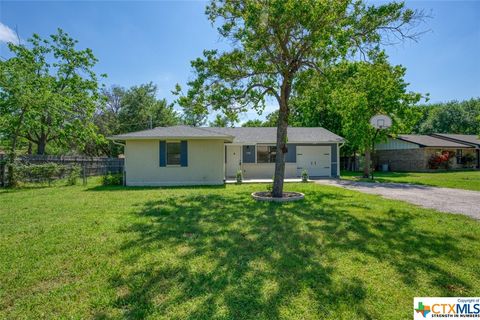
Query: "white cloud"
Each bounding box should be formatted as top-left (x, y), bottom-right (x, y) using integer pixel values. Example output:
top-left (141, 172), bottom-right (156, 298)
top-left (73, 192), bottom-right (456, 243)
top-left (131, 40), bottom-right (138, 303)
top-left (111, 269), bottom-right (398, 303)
top-left (0, 22), bottom-right (19, 44)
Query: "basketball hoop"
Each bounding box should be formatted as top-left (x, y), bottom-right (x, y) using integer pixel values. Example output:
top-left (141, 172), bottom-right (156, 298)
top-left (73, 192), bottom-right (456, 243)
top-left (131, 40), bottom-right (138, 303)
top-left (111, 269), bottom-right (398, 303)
top-left (368, 114), bottom-right (392, 180)
top-left (370, 114), bottom-right (392, 130)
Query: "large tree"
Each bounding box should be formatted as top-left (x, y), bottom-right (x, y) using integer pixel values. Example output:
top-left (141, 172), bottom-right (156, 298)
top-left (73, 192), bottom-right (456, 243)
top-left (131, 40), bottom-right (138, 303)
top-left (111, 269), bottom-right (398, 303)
top-left (0, 29), bottom-right (104, 155)
top-left (119, 83), bottom-right (179, 133)
top-left (177, 0), bottom-right (424, 197)
top-left (86, 84), bottom-right (179, 156)
top-left (330, 53), bottom-right (423, 177)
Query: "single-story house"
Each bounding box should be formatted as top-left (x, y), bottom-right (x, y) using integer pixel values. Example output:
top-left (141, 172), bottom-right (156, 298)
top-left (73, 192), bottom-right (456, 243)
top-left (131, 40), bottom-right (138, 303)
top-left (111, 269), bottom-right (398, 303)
top-left (375, 134), bottom-right (477, 171)
top-left (110, 125), bottom-right (344, 186)
top-left (431, 134), bottom-right (480, 169)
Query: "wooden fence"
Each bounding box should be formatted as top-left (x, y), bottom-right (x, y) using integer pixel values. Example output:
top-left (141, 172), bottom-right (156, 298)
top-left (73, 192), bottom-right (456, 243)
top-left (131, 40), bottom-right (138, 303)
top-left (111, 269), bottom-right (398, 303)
top-left (0, 154), bottom-right (124, 187)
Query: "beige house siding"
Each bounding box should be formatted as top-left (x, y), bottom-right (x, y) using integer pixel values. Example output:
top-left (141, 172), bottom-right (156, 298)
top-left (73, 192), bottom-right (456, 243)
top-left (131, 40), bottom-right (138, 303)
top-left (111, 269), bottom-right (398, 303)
top-left (242, 163), bottom-right (297, 179)
top-left (125, 139), bottom-right (225, 186)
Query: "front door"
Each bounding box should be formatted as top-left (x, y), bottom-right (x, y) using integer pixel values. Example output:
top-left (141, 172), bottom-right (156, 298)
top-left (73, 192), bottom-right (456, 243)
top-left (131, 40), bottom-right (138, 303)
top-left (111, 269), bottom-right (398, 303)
top-left (296, 146), bottom-right (331, 177)
top-left (226, 145), bottom-right (241, 178)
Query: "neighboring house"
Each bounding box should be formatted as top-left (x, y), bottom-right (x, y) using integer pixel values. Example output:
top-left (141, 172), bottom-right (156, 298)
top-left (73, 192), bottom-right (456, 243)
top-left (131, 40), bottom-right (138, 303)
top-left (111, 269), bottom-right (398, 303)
top-left (110, 125), bottom-right (344, 186)
top-left (431, 134), bottom-right (480, 169)
top-left (375, 134), bottom-right (477, 171)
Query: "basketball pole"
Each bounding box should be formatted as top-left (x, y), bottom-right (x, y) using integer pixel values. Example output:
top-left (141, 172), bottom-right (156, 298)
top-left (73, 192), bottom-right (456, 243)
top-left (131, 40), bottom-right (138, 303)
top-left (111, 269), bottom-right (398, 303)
top-left (371, 128), bottom-right (380, 180)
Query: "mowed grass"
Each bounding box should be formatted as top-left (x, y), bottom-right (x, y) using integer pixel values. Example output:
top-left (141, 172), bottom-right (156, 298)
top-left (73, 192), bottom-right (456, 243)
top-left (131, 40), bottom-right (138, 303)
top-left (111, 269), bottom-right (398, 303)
top-left (1, 180), bottom-right (479, 319)
top-left (341, 170), bottom-right (480, 191)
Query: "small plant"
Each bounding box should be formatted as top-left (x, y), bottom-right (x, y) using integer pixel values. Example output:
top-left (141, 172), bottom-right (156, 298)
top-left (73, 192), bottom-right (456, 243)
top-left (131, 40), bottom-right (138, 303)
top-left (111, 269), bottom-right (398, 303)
top-left (66, 165), bottom-right (81, 186)
top-left (266, 175), bottom-right (274, 193)
top-left (301, 169), bottom-right (309, 182)
top-left (266, 183), bottom-right (273, 193)
top-left (102, 173), bottom-right (123, 186)
top-left (236, 169), bottom-right (242, 183)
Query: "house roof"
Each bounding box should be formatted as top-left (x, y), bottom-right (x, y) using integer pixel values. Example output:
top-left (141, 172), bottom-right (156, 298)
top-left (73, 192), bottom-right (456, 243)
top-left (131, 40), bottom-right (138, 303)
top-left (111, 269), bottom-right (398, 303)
top-left (109, 125), bottom-right (344, 144)
top-left (395, 134), bottom-right (473, 148)
top-left (431, 134), bottom-right (480, 147)
top-left (207, 127), bottom-right (344, 143)
top-left (109, 125), bottom-right (234, 141)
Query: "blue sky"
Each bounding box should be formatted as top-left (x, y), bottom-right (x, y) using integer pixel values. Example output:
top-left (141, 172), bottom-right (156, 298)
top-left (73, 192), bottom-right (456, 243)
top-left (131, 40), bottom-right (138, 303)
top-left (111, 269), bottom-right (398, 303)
top-left (1, 1), bottom-right (479, 122)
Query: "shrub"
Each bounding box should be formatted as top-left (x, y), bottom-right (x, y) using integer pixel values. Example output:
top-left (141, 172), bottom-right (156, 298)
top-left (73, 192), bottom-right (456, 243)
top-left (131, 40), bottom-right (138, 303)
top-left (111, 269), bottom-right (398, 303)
top-left (428, 151), bottom-right (454, 170)
top-left (301, 169), bottom-right (309, 182)
top-left (102, 173), bottom-right (123, 186)
top-left (462, 153), bottom-right (476, 167)
top-left (236, 169), bottom-right (242, 183)
top-left (266, 183), bottom-right (273, 193)
top-left (266, 175), bottom-right (274, 193)
top-left (11, 162), bottom-right (64, 186)
top-left (66, 165), bottom-right (81, 186)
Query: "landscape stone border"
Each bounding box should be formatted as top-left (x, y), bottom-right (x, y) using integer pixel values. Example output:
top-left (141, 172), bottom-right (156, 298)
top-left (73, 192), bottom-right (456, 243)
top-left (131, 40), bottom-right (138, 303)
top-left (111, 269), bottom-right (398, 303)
top-left (251, 191), bottom-right (305, 202)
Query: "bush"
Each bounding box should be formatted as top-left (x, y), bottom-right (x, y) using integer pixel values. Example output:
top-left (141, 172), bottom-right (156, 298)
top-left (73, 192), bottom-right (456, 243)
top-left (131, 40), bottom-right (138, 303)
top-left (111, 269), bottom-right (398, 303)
top-left (236, 169), bottom-right (242, 183)
top-left (66, 165), bottom-right (81, 186)
top-left (266, 175), bottom-right (274, 193)
top-left (462, 153), bottom-right (476, 168)
top-left (12, 162), bottom-right (64, 186)
top-left (102, 173), bottom-right (123, 186)
top-left (301, 169), bottom-right (309, 182)
top-left (428, 151), bottom-right (454, 170)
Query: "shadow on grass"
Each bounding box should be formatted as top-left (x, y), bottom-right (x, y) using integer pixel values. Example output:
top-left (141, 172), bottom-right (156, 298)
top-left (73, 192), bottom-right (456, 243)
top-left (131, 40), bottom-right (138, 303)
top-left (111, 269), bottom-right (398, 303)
top-left (106, 188), bottom-right (471, 319)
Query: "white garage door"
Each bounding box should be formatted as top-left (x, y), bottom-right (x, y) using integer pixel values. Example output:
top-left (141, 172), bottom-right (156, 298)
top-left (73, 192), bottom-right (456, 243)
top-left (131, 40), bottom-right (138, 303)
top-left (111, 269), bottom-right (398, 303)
top-left (296, 146), bottom-right (331, 177)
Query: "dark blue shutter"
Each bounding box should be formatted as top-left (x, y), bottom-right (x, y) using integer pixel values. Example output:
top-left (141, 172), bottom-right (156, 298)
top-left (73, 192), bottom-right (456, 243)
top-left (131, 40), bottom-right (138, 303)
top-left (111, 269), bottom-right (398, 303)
top-left (180, 140), bottom-right (188, 167)
top-left (243, 145), bottom-right (255, 163)
top-left (285, 144), bottom-right (296, 163)
top-left (331, 144), bottom-right (338, 177)
top-left (159, 141), bottom-right (166, 167)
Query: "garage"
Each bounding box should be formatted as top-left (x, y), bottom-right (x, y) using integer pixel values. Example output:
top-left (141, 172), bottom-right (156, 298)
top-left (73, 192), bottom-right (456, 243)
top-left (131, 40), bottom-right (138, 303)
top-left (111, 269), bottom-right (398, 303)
top-left (296, 146), bottom-right (331, 177)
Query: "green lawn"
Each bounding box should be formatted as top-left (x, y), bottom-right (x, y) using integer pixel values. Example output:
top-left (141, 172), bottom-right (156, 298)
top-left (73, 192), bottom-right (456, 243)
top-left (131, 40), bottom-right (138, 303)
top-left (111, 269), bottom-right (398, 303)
top-left (341, 170), bottom-right (480, 191)
top-left (1, 180), bottom-right (479, 319)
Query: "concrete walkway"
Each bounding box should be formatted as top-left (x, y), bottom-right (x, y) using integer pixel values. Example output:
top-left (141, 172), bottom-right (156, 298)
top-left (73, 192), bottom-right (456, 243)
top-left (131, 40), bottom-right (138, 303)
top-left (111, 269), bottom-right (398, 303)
top-left (315, 179), bottom-right (480, 220)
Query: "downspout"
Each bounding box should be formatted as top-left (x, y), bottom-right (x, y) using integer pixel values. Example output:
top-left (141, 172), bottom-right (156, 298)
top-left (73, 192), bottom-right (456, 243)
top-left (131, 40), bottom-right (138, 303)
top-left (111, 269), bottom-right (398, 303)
top-left (338, 141), bottom-right (345, 178)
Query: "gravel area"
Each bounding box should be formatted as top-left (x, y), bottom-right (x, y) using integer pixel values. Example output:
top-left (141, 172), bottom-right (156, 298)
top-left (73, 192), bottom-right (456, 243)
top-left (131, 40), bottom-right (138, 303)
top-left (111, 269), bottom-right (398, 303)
top-left (315, 179), bottom-right (480, 220)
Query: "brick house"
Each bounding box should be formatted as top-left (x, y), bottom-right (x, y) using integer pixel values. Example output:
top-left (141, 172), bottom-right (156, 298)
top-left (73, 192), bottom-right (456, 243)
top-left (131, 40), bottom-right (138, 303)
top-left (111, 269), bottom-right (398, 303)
top-left (431, 134), bottom-right (480, 169)
top-left (374, 134), bottom-right (478, 171)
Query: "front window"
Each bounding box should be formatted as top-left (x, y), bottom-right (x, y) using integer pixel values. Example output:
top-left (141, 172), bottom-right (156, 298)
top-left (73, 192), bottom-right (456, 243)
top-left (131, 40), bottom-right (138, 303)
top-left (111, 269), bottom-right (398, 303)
top-left (167, 142), bottom-right (181, 165)
top-left (257, 145), bottom-right (276, 163)
top-left (456, 149), bottom-right (463, 164)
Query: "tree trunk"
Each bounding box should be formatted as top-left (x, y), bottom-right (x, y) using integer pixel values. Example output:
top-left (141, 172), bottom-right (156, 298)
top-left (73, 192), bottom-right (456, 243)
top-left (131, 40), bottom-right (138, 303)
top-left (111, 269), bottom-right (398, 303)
top-left (272, 79), bottom-right (291, 198)
top-left (7, 107), bottom-right (27, 187)
top-left (36, 133), bottom-right (47, 155)
top-left (363, 148), bottom-right (371, 178)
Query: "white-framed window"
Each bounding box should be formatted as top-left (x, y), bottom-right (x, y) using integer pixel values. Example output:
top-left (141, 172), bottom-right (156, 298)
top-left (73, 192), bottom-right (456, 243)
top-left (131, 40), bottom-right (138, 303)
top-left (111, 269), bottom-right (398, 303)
top-left (257, 145), bottom-right (277, 163)
top-left (166, 142), bottom-right (181, 165)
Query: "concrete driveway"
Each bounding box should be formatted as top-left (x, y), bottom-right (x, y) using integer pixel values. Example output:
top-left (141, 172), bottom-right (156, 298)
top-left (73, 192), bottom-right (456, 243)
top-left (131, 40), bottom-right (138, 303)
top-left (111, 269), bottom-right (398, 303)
top-left (315, 179), bottom-right (480, 220)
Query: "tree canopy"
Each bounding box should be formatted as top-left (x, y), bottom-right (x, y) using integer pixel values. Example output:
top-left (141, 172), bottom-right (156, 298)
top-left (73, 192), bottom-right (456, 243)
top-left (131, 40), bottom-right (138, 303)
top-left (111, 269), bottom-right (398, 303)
top-left (86, 83), bottom-right (180, 156)
top-left (0, 29), bottom-right (104, 155)
top-left (413, 98), bottom-right (480, 135)
top-left (177, 0), bottom-right (425, 196)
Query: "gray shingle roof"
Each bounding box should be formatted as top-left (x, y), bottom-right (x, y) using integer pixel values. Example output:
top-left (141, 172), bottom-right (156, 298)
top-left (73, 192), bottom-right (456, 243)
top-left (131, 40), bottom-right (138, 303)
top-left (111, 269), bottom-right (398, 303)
top-left (109, 125), bottom-right (234, 141)
top-left (396, 135), bottom-right (473, 148)
top-left (431, 134), bottom-right (480, 147)
top-left (207, 127), bottom-right (344, 143)
top-left (109, 125), bottom-right (344, 143)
